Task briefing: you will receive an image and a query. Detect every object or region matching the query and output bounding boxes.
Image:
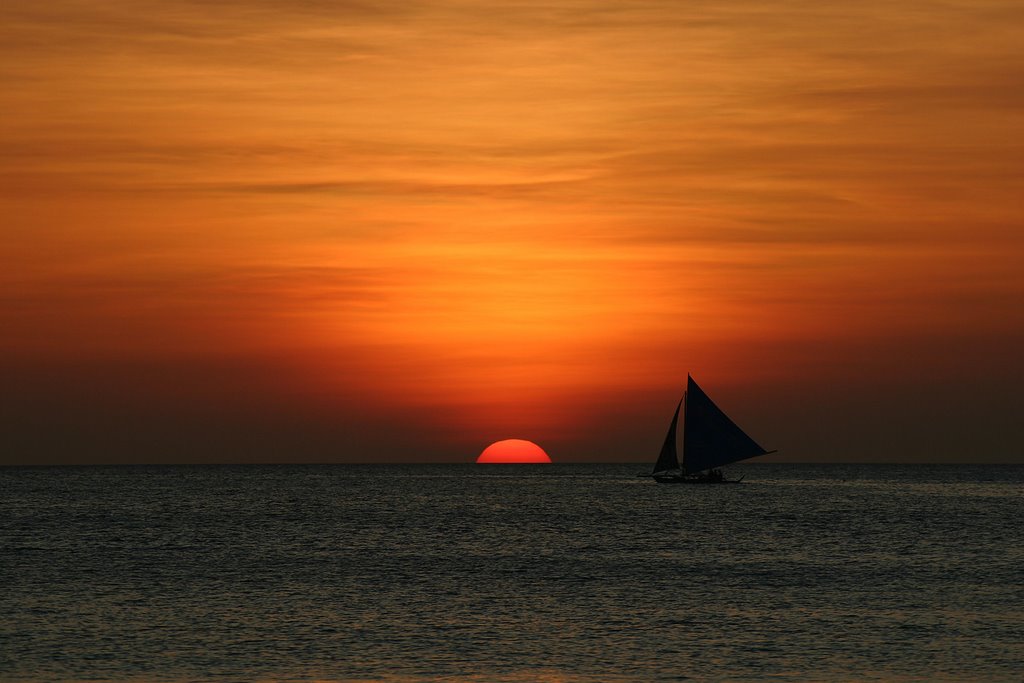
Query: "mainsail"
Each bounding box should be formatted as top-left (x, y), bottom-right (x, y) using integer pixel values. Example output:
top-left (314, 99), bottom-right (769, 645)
top-left (651, 398), bottom-right (683, 475)
top-left (681, 375), bottom-right (770, 473)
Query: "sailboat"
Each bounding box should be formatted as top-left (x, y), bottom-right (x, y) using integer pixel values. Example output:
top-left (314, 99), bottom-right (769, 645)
top-left (651, 374), bottom-right (775, 483)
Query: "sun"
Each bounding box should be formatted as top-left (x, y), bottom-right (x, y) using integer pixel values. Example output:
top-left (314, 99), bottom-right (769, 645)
top-left (476, 439), bottom-right (552, 464)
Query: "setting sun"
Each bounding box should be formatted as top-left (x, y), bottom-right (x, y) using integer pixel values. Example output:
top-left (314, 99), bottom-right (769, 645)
top-left (476, 439), bottom-right (552, 464)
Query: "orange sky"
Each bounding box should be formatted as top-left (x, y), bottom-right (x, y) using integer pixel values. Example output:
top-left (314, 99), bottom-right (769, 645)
top-left (3, 1), bottom-right (1023, 463)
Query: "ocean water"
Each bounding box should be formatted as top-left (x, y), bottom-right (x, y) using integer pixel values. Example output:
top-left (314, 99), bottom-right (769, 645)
top-left (2, 463), bottom-right (1022, 682)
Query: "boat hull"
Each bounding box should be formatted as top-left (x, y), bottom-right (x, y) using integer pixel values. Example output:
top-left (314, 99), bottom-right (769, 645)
top-left (652, 475), bottom-right (743, 484)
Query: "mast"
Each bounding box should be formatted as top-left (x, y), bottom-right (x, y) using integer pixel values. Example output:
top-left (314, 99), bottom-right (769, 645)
top-left (681, 385), bottom-right (689, 474)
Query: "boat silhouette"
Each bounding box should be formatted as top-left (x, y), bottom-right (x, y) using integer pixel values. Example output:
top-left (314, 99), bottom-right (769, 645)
top-left (650, 374), bottom-right (775, 484)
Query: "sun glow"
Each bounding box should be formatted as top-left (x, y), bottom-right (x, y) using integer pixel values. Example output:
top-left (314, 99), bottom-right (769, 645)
top-left (3, 0), bottom-right (1023, 466)
top-left (476, 439), bottom-right (552, 464)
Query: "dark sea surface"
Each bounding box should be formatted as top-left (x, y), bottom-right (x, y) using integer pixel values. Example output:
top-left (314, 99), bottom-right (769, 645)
top-left (2, 463), bottom-right (1022, 682)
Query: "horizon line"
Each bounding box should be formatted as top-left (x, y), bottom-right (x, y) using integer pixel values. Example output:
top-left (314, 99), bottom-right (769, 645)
top-left (3, 460), bottom-right (1022, 468)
